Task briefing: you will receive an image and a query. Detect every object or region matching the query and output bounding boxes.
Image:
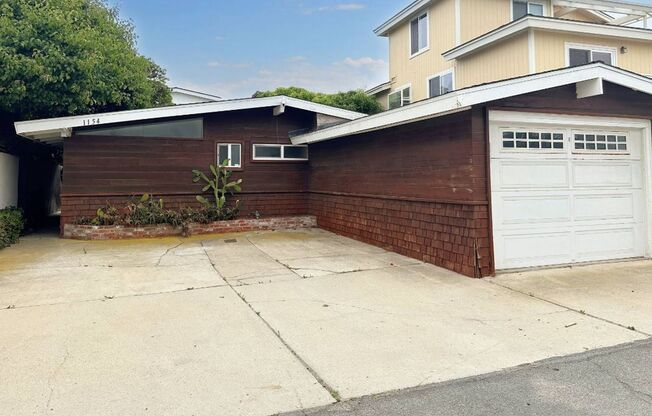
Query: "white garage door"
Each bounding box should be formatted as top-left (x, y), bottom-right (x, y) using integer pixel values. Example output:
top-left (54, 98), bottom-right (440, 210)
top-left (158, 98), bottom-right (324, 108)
top-left (490, 112), bottom-right (649, 270)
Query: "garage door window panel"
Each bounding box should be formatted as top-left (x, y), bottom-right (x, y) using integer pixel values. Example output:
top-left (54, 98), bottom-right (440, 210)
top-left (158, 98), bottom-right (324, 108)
top-left (574, 132), bottom-right (628, 153)
top-left (502, 130), bottom-right (564, 151)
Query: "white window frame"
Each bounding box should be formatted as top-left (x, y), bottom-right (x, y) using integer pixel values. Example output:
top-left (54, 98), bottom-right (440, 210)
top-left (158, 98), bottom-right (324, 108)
top-left (426, 69), bottom-right (455, 99)
top-left (409, 12), bottom-right (429, 58)
top-left (387, 84), bottom-right (412, 110)
top-left (565, 42), bottom-right (618, 67)
top-left (217, 143), bottom-right (242, 168)
top-left (252, 144), bottom-right (309, 161)
top-left (511, 1), bottom-right (548, 20)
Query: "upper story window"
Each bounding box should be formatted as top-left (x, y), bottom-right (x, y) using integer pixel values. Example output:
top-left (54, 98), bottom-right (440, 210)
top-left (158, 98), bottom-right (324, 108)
top-left (410, 12), bottom-right (429, 56)
top-left (513, 1), bottom-right (544, 20)
top-left (388, 85), bottom-right (411, 110)
top-left (252, 144), bottom-right (308, 161)
top-left (217, 143), bottom-right (241, 168)
top-left (76, 118), bottom-right (203, 139)
top-left (566, 44), bottom-right (615, 67)
top-left (428, 71), bottom-right (454, 98)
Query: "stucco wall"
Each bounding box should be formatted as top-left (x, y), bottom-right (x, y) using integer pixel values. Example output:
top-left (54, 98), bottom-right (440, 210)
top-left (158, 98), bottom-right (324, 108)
top-left (0, 152), bottom-right (19, 209)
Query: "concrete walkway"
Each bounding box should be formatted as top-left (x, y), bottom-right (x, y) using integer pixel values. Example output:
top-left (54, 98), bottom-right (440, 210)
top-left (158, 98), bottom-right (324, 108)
top-left (0, 229), bottom-right (649, 415)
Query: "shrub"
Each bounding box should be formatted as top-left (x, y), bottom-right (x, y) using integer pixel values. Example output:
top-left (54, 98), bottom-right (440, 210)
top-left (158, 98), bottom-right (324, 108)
top-left (192, 161), bottom-right (242, 220)
top-left (0, 207), bottom-right (24, 249)
top-left (123, 193), bottom-right (182, 226)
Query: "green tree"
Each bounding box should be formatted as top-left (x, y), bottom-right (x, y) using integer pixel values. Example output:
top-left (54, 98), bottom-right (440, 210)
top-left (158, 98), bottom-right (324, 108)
top-left (253, 87), bottom-right (382, 115)
top-left (0, 0), bottom-right (172, 121)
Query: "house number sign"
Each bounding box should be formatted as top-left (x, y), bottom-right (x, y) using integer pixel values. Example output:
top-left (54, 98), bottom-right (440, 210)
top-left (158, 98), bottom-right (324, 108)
top-left (82, 118), bottom-right (101, 126)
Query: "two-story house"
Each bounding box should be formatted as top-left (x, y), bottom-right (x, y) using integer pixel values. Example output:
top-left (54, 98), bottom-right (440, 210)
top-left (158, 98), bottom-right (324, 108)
top-left (369, 0), bottom-right (652, 109)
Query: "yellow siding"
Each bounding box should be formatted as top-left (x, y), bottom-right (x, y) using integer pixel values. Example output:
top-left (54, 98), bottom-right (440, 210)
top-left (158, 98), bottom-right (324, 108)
top-left (460, 0), bottom-right (510, 42)
top-left (388, 0), bottom-right (456, 102)
top-left (534, 30), bottom-right (652, 75)
top-left (456, 32), bottom-right (530, 88)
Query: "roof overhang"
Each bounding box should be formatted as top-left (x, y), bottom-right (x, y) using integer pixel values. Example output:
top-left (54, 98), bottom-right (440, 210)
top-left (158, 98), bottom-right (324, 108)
top-left (365, 82), bottom-right (392, 96)
top-left (374, 0), bottom-right (433, 37)
top-left (443, 15), bottom-right (652, 61)
top-left (170, 87), bottom-right (222, 102)
top-left (291, 63), bottom-right (652, 145)
top-left (14, 96), bottom-right (366, 144)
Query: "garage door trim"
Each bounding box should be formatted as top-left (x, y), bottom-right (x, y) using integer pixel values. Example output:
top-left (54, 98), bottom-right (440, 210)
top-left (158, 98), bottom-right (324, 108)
top-left (488, 110), bottom-right (652, 270)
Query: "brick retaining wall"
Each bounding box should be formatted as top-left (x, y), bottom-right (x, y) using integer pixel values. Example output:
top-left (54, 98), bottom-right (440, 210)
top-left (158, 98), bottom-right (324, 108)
top-left (63, 215), bottom-right (317, 240)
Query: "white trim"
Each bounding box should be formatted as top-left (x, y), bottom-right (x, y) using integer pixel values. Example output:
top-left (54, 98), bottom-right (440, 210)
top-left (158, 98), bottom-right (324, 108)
top-left (565, 42), bottom-right (618, 66)
top-left (366, 82), bottom-right (392, 95)
top-left (443, 15), bottom-right (652, 61)
top-left (454, 0), bottom-right (461, 46)
top-left (14, 96), bottom-right (366, 143)
top-left (291, 63), bottom-right (652, 145)
top-left (489, 109), bottom-right (652, 260)
top-left (252, 144), bottom-right (309, 161)
top-left (171, 87), bottom-right (221, 102)
top-left (217, 143), bottom-right (242, 168)
top-left (409, 11), bottom-right (430, 58)
top-left (551, 0), bottom-right (652, 16)
top-left (528, 29), bottom-right (536, 74)
top-left (426, 69), bottom-right (455, 98)
top-left (374, 0), bottom-right (433, 37)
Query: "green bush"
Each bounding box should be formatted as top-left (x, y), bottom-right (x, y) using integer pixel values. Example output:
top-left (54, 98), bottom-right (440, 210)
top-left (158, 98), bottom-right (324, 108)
top-left (0, 207), bottom-right (24, 249)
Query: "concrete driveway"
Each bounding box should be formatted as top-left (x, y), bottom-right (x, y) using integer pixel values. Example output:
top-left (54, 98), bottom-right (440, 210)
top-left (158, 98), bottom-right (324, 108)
top-left (0, 229), bottom-right (649, 415)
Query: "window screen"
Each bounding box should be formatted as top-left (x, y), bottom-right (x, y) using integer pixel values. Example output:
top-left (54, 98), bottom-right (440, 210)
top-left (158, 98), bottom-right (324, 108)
top-left (77, 118), bottom-right (203, 139)
top-left (513, 1), bottom-right (528, 19)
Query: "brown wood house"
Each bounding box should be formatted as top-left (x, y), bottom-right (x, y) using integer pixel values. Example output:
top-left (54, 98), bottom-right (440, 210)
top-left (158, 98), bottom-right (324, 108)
top-left (15, 63), bottom-right (652, 278)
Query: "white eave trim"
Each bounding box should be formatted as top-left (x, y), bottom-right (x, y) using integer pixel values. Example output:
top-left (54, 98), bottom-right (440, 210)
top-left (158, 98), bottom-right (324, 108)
top-left (14, 96), bottom-right (366, 142)
top-left (552, 0), bottom-right (652, 16)
top-left (374, 0), bottom-right (433, 37)
top-left (443, 15), bottom-right (652, 61)
top-left (366, 82), bottom-right (392, 95)
top-left (291, 63), bottom-right (652, 145)
top-left (171, 87), bottom-right (222, 101)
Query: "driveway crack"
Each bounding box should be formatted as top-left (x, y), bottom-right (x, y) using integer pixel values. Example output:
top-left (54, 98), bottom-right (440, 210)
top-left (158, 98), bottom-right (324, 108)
top-left (589, 360), bottom-right (652, 403)
top-left (44, 338), bottom-right (70, 414)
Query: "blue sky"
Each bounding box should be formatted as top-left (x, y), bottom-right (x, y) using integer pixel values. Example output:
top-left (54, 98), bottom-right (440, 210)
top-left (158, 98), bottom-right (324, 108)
top-left (109, 1), bottom-right (400, 98)
top-left (110, 0), bottom-right (652, 98)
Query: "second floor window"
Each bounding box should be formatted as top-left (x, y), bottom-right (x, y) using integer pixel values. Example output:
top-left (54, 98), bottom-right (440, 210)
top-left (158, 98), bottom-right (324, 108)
top-left (567, 45), bottom-right (614, 67)
top-left (513, 1), bottom-right (544, 20)
top-left (410, 13), bottom-right (428, 56)
top-left (428, 71), bottom-right (454, 98)
top-left (388, 86), bottom-right (411, 110)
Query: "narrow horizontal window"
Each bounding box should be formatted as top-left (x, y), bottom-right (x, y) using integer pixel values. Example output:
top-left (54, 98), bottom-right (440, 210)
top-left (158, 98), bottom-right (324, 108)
top-left (253, 144), bottom-right (309, 161)
top-left (573, 132), bottom-right (628, 153)
top-left (76, 118), bottom-right (203, 139)
top-left (217, 143), bottom-right (241, 168)
top-left (568, 46), bottom-right (614, 67)
top-left (501, 130), bottom-right (564, 151)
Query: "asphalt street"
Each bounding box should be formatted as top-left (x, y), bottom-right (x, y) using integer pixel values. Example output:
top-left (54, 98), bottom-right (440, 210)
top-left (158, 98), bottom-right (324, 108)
top-left (284, 339), bottom-right (652, 416)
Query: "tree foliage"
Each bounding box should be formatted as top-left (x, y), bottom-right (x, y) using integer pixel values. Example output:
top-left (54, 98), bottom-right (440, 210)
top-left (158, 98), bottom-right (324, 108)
top-left (253, 86), bottom-right (382, 115)
top-left (0, 0), bottom-right (172, 120)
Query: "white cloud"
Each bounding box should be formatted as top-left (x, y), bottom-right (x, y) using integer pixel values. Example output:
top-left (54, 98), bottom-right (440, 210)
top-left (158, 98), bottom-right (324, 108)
top-left (207, 61), bottom-right (251, 69)
top-left (175, 56), bottom-right (388, 99)
top-left (341, 57), bottom-right (385, 68)
top-left (318, 3), bottom-right (365, 11)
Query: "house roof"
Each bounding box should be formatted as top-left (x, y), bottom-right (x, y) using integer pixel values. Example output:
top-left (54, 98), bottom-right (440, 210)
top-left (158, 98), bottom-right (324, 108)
top-left (291, 63), bottom-right (652, 145)
top-left (365, 81), bottom-right (392, 96)
top-left (14, 96), bottom-right (367, 144)
top-left (170, 87), bottom-right (222, 103)
top-left (443, 15), bottom-right (652, 61)
top-left (374, 0), bottom-right (652, 38)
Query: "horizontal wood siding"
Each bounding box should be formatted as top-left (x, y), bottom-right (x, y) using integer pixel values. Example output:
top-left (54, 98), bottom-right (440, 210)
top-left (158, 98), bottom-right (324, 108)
top-left (61, 108), bottom-right (314, 224)
top-left (308, 109), bottom-right (493, 277)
